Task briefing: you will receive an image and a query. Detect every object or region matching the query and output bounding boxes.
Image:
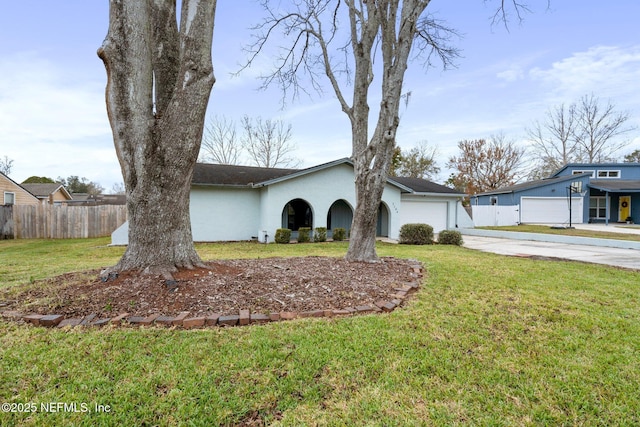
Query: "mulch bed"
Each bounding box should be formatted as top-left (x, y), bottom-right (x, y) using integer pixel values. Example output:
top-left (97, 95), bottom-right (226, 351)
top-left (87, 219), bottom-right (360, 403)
top-left (0, 257), bottom-right (423, 321)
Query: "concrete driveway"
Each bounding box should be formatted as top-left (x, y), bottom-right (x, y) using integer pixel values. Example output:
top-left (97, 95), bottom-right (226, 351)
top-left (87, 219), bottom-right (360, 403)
top-left (459, 224), bottom-right (640, 271)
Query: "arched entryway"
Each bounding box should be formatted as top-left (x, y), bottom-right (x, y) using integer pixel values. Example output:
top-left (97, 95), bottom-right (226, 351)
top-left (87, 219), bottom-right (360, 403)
top-left (327, 199), bottom-right (353, 231)
top-left (282, 198), bottom-right (313, 231)
top-left (377, 203), bottom-right (390, 237)
top-left (327, 199), bottom-right (353, 238)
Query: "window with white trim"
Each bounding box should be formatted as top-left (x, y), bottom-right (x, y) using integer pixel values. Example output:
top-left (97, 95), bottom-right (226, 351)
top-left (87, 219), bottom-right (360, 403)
top-left (589, 197), bottom-right (608, 219)
top-left (596, 170), bottom-right (620, 178)
top-left (3, 192), bottom-right (15, 205)
top-left (572, 170), bottom-right (595, 177)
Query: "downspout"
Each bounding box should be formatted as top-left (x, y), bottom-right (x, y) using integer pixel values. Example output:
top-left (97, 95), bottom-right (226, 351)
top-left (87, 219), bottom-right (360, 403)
top-left (447, 199), bottom-right (458, 228)
top-left (605, 190), bottom-right (610, 226)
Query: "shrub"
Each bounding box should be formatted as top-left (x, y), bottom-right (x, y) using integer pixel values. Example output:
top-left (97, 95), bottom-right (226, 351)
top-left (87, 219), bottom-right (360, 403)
top-left (438, 229), bottom-right (463, 246)
top-left (274, 228), bottom-right (291, 244)
top-left (399, 223), bottom-right (434, 245)
top-left (297, 227), bottom-right (311, 243)
top-left (332, 228), bottom-right (347, 241)
top-left (314, 227), bottom-right (327, 242)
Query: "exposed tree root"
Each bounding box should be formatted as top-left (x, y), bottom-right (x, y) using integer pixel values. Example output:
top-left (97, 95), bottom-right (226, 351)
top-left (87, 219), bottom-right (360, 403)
top-left (100, 258), bottom-right (210, 282)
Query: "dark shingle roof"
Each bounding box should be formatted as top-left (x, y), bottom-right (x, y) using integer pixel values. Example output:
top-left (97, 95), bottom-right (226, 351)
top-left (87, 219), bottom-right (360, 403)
top-left (389, 176), bottom-right (461, 194)
top-left (192, 163), bottom-right (299, 186)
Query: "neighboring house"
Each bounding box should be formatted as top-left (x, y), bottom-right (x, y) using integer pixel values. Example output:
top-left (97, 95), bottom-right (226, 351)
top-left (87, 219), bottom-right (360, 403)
top-left (21, 183), bottom-right (72, 205)
top-left (471, 163), bottom-right (640, 225)
top-left (112, 158), bottom-right (471, 244)
top-left (0, 172), bottom-right (39, 205)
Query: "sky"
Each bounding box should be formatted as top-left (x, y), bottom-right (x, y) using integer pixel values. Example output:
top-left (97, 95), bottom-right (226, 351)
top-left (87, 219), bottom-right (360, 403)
top-left (1, 1), bottom-right (639, 192)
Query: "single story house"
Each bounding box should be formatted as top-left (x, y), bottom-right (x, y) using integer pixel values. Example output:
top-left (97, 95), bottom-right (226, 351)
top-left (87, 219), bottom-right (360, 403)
top-left (112, 158), bottom-right (471, 244)
top-left (21, 183), bottom-right (72, 205)
top-left (471, 163), bottom-right (640, 225)
top-left (1, 172), bottom-right (39, 205)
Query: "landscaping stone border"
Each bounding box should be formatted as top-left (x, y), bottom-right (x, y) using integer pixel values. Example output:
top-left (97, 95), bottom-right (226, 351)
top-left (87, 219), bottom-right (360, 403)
top-left (1, 263), bottom-right (423, 330)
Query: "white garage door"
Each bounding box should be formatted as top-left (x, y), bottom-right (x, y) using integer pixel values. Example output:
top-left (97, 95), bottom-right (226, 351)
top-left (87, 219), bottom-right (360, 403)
top-left (520, 197), bottom-right (583, 224)
top-left (400, 201), bottom-right (448, 232)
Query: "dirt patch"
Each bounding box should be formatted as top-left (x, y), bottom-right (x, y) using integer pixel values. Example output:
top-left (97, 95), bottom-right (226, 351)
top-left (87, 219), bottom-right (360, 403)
top-left (1, 257), bottom-right (422, 318)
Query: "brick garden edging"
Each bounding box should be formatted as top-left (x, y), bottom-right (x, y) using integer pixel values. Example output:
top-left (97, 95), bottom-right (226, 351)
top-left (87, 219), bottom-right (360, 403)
top-left (1, 263), bottom-right (423, 330)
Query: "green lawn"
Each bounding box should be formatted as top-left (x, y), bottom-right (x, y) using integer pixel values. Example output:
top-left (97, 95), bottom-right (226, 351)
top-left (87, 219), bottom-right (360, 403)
top-left (1, 239), bottom-right (639, 426)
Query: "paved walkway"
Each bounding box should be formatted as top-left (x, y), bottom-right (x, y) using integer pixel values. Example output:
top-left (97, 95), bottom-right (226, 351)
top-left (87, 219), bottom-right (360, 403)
top-left (459, 224), bottom-right (640, 271)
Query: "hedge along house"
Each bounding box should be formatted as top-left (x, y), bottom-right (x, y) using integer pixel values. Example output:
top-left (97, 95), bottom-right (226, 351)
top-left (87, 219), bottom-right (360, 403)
top-left (111, 158), bottom-right (470, 244)
top-left (471, 163), bottom-right (640, 226)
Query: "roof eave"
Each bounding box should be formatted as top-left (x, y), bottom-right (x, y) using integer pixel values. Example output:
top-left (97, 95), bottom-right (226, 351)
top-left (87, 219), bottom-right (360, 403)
top-left (404, 191), bottom-right (467, 198)
top-left (253, 158), bottom-right (353, 187)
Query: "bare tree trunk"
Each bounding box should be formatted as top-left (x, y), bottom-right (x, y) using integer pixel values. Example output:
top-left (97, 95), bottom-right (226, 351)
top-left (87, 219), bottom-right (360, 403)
top-left (346, 157), bottom-right (389, 261)
top-left (98, 0), bottom-right (216, 278)
top-left (344, 1), bottom-right (413, 262)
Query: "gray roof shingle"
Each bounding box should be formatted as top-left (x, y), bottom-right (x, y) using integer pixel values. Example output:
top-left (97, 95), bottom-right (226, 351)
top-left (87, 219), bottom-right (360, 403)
top-left (192, 163), bottom-right (298, 186)
top-left (589, 180), bottom-right (640, 192)
top-left (389, 176), bottom-right (460, 194)
top-left (21, 183), bottom-right (70, 199)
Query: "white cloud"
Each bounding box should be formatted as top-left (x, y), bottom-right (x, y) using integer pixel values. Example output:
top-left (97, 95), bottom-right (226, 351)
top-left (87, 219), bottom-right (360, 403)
top-left (497, 65), bottom-right (525, 82)
top-left (0, 53), bottom-right (111, 144)
top-left (529, 45), bottom-right (640, 101)
top-left (0, 52), bottom-right (119, 188)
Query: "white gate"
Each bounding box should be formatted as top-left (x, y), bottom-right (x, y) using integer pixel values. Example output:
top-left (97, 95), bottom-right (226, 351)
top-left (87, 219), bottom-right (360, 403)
top-left (471, 205), bottom-right (520, 226)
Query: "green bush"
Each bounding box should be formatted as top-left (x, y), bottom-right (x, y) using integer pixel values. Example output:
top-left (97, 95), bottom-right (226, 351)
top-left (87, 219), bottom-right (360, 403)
top-left (332, 228), bottom-right (347, 241)
top-left (297, 227), bottom-right (311, 243)
top-left (399, 223), bottom-right (434, 245)
top-left (438, 229), bottom-right (463, 246)
top-left (274, 228), bottom-right (291, 244)
top-left (314, 227), bottom-right (327, 242)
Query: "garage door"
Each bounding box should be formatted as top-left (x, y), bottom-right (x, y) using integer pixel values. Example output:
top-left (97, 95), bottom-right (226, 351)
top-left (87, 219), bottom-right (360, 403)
top-left (521, 197), bottom-right (583, 224)
top-left (400, 201), bottom-right (448, 232)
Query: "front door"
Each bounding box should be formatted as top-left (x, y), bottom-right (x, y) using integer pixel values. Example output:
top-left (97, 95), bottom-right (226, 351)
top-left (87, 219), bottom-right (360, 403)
top-left (619, 196), bottom-right (631, 222)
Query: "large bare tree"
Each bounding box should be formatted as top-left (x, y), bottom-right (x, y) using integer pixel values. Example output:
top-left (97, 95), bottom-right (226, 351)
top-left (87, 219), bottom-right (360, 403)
top-left (199, 114), bottom-right (300, 167)
top-left (526, 103), bottom-right (579, 179)
top-left (98, 0), bottom-right (216, 277)
top-left (527, 94), bottom-right (635, 178)
top-left (241, 115), bottom-right (300, 168)
top-left (245, 1), bottom-right (534, 261)
top-left (246, 0), bottom-right (461, 261)
top-left (200, 115), bottom-right (242, 165)
top-left (574, 93), bottom-right (634, 163)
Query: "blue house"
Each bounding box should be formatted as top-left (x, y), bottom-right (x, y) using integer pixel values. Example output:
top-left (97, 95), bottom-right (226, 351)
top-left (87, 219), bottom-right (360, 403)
top-left (471, 163), bottom-right (640, 225)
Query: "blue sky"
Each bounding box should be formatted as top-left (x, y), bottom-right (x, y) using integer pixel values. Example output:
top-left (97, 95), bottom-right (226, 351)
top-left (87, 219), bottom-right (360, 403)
top-left (1, 1), bottom-right (639, 191)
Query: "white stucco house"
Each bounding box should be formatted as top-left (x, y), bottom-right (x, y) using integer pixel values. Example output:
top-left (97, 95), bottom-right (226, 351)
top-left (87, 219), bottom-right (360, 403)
top-left (111, 158), bottom-right (471, 244)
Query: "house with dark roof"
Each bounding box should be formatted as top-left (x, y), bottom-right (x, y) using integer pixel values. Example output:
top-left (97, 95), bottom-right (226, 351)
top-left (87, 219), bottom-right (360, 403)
top-left (20, 183), bottom-right (72, 205)
top-left (112, 158), bottom-right (471, 244)
top-left (471, 163), bottom-right (640, 225)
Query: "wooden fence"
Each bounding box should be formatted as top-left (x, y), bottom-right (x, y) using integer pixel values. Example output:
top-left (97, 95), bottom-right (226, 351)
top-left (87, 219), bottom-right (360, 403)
top-left (0, 204), bottom-right (127, 239)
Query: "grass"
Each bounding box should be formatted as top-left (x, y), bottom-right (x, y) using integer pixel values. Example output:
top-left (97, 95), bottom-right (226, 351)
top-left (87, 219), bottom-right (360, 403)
top-left (1, 239), bottom-right (639, 425)
top-left (478, 224), bottom-right (640, 242)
